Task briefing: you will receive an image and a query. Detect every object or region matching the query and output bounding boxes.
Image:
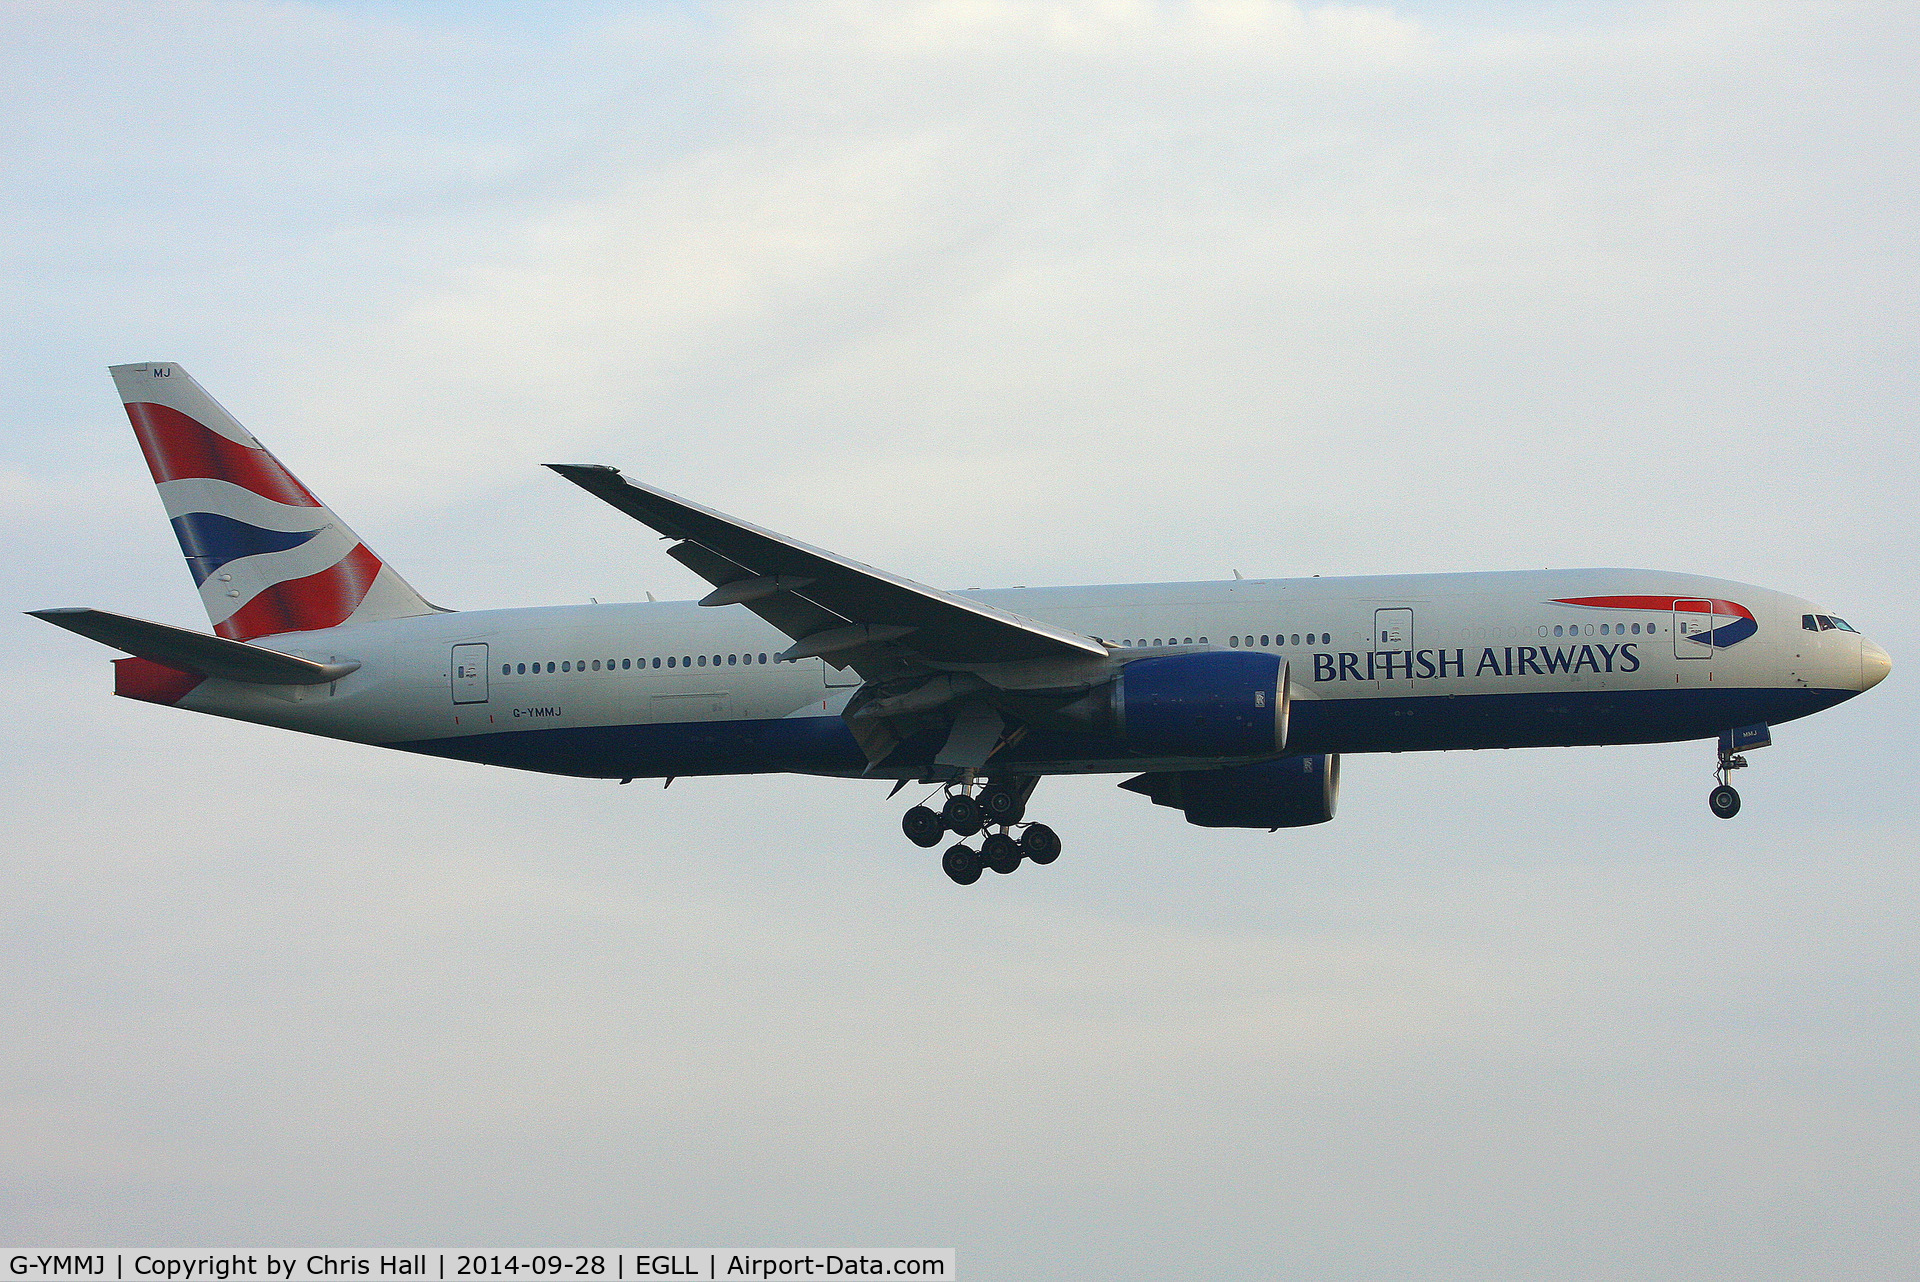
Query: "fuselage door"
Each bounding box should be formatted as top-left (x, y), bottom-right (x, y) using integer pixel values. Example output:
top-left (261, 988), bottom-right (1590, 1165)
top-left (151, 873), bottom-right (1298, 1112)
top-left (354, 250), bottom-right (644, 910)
top-left (1673, 600), bottom-right (1715, 660)
top-left (1374, 607), bottom-right (1413, 681)
top-left (452, 642), bottom-right (490, 703)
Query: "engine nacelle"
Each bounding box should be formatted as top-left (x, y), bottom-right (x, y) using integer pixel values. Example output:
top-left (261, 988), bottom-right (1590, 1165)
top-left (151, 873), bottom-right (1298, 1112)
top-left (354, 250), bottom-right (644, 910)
top-left (1120, 754), bottom-right (1340, 828)
top-left (1062, 652), bottom-right (1289, 757)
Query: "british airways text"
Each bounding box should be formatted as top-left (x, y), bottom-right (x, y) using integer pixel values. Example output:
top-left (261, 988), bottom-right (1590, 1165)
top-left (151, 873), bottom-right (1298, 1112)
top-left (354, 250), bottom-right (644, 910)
top-left (1311, 644), bottom-right (1643, 682)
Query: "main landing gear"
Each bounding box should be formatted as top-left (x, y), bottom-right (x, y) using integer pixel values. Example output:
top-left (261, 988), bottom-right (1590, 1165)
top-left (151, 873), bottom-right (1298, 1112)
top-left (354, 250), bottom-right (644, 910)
top-left (902, 776), bottom-right (1059, 884)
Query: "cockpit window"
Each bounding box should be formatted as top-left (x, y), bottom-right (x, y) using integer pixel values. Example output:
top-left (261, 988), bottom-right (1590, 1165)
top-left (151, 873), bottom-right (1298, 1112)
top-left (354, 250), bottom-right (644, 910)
top-left (1803, 614), bottom-right (1818, 631)
top-left (1830, 616), bottom-right (1858, 633)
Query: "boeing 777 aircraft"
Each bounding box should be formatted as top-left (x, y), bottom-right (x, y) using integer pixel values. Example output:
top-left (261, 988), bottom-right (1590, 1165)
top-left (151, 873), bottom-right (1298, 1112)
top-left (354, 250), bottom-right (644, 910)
top-left (34, 364), bottom-right (1891, 883)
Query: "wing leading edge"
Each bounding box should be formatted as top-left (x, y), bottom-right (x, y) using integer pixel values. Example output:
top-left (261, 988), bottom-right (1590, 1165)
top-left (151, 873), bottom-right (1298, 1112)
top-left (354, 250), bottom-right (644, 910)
top-left (546, 464), bottom-right (1109, 670)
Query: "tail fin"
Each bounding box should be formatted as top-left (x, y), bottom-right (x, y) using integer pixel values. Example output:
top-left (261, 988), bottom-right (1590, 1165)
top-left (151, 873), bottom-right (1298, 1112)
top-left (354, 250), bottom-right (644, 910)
top-left (111, 362), bottom-right (443, 640)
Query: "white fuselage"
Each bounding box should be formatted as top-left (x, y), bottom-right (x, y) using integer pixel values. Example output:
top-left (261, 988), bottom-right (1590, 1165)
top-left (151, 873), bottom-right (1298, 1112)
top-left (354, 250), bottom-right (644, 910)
top-left (153, 568), bottom-right (1883, 782)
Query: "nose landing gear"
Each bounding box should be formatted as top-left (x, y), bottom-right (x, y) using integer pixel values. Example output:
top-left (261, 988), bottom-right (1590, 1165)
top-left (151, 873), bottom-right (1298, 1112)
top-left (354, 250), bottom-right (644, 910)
top-left (1710, 732), bottom-right (1752, 819)
top-left (905, 776), bottom-right (1058, 883)
top-left (1707, 724), bottom-right (1774, 818)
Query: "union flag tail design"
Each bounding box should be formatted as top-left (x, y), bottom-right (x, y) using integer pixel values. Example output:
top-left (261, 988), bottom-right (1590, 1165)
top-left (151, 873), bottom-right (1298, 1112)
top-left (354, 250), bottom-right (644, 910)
top-left (111, 362), bottom-right (442, 640)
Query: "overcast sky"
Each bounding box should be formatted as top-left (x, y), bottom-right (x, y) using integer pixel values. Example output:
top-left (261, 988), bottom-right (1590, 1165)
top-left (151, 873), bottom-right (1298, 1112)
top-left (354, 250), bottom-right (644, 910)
top-left (3, 1), bottom-right (1916, 1275)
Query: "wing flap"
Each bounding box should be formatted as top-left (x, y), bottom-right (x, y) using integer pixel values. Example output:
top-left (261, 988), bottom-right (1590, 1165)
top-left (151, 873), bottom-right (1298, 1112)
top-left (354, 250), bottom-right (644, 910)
top-left (665, 539), bottom-right (860, 659)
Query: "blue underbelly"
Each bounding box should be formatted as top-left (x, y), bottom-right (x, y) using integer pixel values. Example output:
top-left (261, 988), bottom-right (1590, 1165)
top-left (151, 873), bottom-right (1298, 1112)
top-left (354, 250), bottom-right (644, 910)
top-left (385, 685), bottom-right (1854, 779)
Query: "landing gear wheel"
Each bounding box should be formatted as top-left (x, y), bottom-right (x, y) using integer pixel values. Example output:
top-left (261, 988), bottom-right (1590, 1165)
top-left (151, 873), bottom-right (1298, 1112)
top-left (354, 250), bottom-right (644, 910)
top-left (1709, 784), bottom-right (1741, 819)
top-left (982, 832), bottom-right (1023, 874)
top-left (1020, 823), bottom-right (1061, 865)
top-left (942, 844), bottom-right (982, 885)
top-left (902, 805), bottom-right (945, 848)
top-left (980, 784), bottom-right (1025, 826)
top-left (942, 793), bottom-right (984, 837)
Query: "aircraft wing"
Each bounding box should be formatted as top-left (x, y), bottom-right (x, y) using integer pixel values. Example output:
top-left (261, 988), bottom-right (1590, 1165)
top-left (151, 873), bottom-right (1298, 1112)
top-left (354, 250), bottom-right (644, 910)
top-left (547, 464), bottom-right (1109, 670)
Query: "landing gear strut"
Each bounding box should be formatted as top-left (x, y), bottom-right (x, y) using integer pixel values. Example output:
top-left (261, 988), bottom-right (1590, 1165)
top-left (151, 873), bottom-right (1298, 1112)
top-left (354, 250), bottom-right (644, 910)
top-left (1710, 744), bottom-right (1747, 820)
top-left (906, 776), bottom-right (1059, 884)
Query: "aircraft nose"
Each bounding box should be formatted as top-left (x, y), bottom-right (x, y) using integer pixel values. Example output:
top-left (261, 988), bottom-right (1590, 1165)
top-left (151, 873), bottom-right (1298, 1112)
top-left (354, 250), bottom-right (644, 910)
top-left (1861, 638), bottom-right (1892, 691)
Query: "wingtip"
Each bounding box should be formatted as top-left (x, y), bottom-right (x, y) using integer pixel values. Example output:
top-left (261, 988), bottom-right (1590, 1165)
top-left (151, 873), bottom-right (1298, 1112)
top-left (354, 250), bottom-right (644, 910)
top-left (546, 462), bottom-right (621, 476)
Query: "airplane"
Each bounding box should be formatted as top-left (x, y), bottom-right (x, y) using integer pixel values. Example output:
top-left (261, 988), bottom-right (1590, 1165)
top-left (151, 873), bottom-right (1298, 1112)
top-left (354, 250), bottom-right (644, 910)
top-left (33, 363), bottom-right (1892, 884)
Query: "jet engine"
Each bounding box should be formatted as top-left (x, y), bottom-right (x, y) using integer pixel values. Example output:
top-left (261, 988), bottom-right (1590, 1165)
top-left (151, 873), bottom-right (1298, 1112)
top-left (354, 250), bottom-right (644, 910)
top-left (1120, 754), bottom-right (1340, 828)
top-left (1058, 652), bottom-right (1289, 758)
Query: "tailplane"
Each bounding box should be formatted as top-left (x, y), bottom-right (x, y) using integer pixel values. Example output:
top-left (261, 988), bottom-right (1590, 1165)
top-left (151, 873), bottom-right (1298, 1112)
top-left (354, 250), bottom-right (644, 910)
top-left (111, 362), bottom-right (443, 640)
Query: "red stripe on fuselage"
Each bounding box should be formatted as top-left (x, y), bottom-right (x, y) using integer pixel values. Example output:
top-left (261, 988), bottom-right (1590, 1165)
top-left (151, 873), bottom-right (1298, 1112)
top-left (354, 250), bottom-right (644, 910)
top-left (215, 542), bottom-right (384, 641)
top-left (125, 401), bottom-right (322, 507)
top-left (1554, 595), bottom-right (1754, 621)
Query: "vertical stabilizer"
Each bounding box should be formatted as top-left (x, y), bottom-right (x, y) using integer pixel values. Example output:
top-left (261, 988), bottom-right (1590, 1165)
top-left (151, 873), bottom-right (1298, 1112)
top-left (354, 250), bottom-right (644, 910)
top-left (111, 362), bottom-right (442, 640)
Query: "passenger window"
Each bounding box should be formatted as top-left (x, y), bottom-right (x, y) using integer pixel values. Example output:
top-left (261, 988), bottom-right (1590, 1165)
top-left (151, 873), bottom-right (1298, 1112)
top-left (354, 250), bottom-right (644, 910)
top-left (728, 654), bottom-right (737, 665)
top-left (623, 659), bottom-right (631, 669)
top-left (1553, 626), bottom-right (1563, 637)
top-left (759, 653), bottom-right (767, 663)
top-left (562, 661), bottom-right (571, 672)
top-left (501, 664), bottom-right (509, 676)
top-left (1229, 635), bottom-right (1239, 647)
top-left (683, 656), bottom-right (691, 666)
top-left (517, 664), bottom-right (526, 674)
top-left (592, 660), bottom-right (600, 671)
top-left (1154, 639), bottom-right (1163, 647)
top-left (1183, 637), bottom-right (1193, 645)
top-left (1260, 635), bottom-right (1270, 646)
top-left (698, 655), bottom-right (706, 666)
top-left (667, 656), bottom-right (675, 668)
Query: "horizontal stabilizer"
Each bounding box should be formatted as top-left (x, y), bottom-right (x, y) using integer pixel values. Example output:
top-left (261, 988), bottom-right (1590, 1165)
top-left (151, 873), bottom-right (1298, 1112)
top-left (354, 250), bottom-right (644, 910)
top-left (29, 607), bottom-right (359, 685)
